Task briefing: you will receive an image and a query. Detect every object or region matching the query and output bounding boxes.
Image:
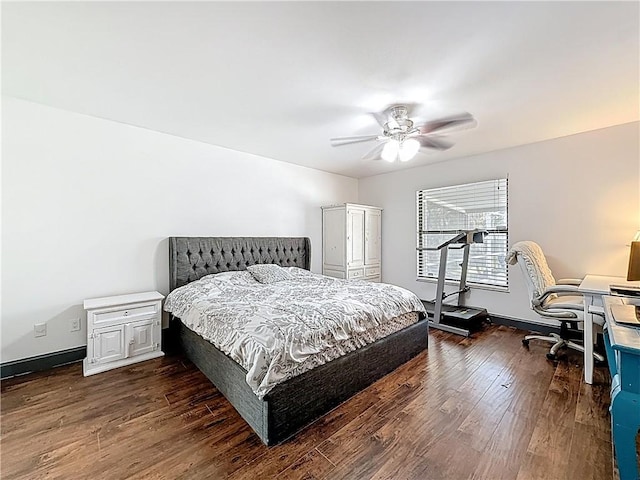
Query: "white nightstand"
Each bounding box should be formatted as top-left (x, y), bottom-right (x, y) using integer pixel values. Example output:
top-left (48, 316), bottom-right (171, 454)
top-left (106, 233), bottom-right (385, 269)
top-left (83, 291), bottom-right (164, 376)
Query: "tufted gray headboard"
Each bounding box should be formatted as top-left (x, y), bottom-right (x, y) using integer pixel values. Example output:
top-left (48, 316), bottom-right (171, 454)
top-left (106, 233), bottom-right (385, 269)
top-left (169, 237), bottom-right (311, 291)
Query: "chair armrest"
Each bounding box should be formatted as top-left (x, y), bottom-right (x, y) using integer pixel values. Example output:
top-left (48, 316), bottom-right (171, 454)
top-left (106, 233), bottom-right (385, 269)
top-left (533, 306), bottom-right (578, 319)
top-left (531, 285), bottom-right (582, 319)
top-left (546, 284), bottom-right (583, 298)
top-left (557, 278), bottom-right (583, 286)
top-left (537, 285), bottom-right (582, 298)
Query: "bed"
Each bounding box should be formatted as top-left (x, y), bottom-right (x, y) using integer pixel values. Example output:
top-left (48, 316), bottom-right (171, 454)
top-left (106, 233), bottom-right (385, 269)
top-left (167, 236), bottom-right (428, 445)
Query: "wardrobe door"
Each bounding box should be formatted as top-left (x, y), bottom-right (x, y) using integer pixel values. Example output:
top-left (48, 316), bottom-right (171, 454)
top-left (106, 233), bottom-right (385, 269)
top-left (347, 207), bottom-right (365, 268)
top-left (364, 208), bottom-right (381, 266)
top-left (323, 208), bottom-right (346, 270)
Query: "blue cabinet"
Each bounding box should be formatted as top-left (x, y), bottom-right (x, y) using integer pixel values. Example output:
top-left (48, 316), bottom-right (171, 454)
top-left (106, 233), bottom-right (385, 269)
top-left (603, 296), bottom-right (640, 480)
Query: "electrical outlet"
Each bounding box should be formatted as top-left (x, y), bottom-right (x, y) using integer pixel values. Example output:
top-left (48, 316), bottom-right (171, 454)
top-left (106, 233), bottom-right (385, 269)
top-left (34, 323), bottom-right (47, 338)
top-left (70, 318), bottom-right (81, 332)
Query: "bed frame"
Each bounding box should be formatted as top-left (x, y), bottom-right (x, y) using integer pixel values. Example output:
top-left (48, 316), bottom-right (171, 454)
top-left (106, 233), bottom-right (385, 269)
top-left (168, 236), bottom-right (428, 445)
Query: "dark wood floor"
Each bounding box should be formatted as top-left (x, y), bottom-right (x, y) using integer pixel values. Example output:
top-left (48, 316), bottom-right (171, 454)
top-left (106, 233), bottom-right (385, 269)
top-left (1, 325), bottom-right (615, 480)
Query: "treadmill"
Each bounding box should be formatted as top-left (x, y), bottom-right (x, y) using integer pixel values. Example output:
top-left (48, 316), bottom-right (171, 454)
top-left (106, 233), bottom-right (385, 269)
top-left (418, 229), bottom-right (489, 337)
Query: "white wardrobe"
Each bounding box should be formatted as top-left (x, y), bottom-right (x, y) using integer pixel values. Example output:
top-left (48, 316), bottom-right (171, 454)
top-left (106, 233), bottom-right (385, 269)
top-left (322, 203), bottom-right (382, 282)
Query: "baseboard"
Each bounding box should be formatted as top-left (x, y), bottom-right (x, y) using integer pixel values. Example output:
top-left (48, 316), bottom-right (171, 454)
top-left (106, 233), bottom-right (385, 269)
top-left (162, 322), bottom-right (181, 354)
top-left (421, 299), bottom-right (562, 336)
top-left (489, 314), bottom-right (561, 335)
top-left (1, 346), bottom-right (86, 379)
top-left (0, 316), bottom-right (557, 379)
top-left (1, 328), bottom-right (175, 379)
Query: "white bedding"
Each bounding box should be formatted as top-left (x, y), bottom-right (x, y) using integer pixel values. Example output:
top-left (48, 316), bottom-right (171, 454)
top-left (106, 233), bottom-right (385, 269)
top-left (164, 267), bottom-right (426, 398)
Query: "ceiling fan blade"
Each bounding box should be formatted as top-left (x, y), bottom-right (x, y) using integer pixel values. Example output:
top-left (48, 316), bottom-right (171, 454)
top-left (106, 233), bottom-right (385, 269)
top-left (416, 135), bottom-right (454, 151)
top-left (361, 142), bottom-right (386, 161)
top-left (330, 134), bottom-right (380, 147)
top-left (370, 111), bottom-right (388, 128)
top-left (418, 112), bottom-right (476, 135)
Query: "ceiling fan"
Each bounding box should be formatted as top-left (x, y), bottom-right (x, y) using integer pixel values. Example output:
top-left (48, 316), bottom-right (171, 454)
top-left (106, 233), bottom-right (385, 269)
top-left (330, 105), bottom-right (477, 163)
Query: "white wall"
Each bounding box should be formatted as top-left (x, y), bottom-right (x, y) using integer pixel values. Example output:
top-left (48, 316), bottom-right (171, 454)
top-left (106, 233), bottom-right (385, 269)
top-left (359, 122), bottom-right (640, 325)
top-left (2, 97), bottom-right (638, 363)
top-left (1, 97), bottom-right (358, 363)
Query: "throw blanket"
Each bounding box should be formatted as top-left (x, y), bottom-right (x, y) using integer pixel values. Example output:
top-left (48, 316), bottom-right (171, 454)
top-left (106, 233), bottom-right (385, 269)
top-left (506, 240), bottom-right (557, 298)
top-left (164, 268), bottom-right (426, 398)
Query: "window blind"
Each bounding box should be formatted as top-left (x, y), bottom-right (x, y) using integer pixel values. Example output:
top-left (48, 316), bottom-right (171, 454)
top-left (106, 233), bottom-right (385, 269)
top-left (416, 178), bottom-right (508, 289)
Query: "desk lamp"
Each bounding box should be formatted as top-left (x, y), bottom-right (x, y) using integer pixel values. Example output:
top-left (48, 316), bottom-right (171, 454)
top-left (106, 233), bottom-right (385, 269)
top-left (628, 231), bottom-right (640, 281)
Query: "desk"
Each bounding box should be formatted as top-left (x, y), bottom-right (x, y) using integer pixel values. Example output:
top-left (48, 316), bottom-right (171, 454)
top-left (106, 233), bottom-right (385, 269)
top-left (602, 296), bottom-right (640, 480)
top-left (578, 275), bottom-right (640, 384)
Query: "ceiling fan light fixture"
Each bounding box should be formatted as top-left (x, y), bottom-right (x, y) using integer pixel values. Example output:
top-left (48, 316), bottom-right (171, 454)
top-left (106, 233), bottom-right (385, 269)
top-left (399, 138), bottom-right (420, 162)
top-left (329, 104), bottom-right (476, 162)
top-left (381, 139), bottom-right (399, 162)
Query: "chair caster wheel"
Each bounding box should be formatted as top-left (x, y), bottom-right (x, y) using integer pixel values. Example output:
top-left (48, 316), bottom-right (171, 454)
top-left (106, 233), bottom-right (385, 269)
top-left (546, 353), bottom-right (557, 361)
top-left (522, 339), bottom-right (529, 346)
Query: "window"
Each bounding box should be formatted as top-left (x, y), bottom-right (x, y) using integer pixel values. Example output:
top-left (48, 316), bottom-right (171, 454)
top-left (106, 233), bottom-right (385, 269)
top-left (416, 178), bottom-right (508, 289)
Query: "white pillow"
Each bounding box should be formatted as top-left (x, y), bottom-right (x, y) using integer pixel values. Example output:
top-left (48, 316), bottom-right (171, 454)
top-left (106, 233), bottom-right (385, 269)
top-left (246, 264), bottom-right (292, 284)
top-left (200, 271), bottom-right (245, 282)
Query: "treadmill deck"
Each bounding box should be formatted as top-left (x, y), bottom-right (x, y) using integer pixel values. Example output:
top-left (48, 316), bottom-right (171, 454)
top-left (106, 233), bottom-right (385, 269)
top-left (421, 300), bottom-right (489, 331)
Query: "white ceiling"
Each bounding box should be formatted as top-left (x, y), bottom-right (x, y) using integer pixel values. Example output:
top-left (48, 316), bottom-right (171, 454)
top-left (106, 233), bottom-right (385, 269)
top-left (3, 1), bottom-right (639, 178)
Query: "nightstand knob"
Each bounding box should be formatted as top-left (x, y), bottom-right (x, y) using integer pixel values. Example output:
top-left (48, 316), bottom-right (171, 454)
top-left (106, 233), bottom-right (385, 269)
top-left (124, 311), bottom-right (128, 316)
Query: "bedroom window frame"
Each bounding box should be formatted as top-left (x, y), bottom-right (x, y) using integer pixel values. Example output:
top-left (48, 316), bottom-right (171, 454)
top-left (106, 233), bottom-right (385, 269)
top-left (416, 178), bottom-right (509, 292)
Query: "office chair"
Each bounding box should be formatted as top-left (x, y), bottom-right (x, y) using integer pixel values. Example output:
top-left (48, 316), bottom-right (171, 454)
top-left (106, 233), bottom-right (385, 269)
top-left (506, 241), bottom-right (604, 361)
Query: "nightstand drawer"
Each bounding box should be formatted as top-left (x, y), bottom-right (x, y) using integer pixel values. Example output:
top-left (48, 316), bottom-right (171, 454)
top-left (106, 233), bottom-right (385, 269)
top-left (93, 303), bottom-right (158, 325)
